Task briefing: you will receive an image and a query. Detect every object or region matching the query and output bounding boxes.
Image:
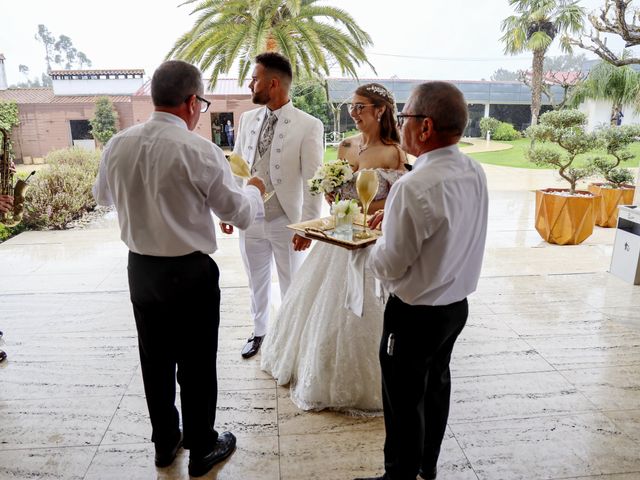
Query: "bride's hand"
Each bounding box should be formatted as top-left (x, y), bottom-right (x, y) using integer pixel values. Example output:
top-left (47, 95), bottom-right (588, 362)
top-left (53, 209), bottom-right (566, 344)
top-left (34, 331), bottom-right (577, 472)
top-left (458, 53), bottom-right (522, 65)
top-left (368, 209), bottom-right (384, 230)
top-left (324, 192), bottom-right (335, 205)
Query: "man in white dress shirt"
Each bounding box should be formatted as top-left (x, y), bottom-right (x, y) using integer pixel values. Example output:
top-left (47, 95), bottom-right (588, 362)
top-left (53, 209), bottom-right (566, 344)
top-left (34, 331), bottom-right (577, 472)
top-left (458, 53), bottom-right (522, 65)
top-left (93, 60), bottom-right (266, 477)
top-left (220, 52), bottom-right (323, 359)
top-left (358, 82), bottom-right (489, 480)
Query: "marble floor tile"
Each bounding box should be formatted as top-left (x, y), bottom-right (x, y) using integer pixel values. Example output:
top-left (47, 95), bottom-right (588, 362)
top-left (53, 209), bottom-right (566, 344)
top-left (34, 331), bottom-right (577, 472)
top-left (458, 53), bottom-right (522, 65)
top-left (569, 474), bottom-right (640, 479)
top-left (449, 371), bottom-right (596, 423)
top-left (102, 395), bottom-right (152, 446)
top-left (215, 388), bottom-right (278, 436)
top-left (0, 446), bottom-right (97, 480)
top-left (558, 365), bottom-right (640, 410)
top-left (458, 314), bottom-right (520, 342)
top-left (0, 396), bottom-right (122, 450)
top-left (452, 338), bottom-right (553, 377)
top-left (525, 333), bottom-right (640, 369)
top-left (602, 410), bottom-right (640, 445)
top-left (452, 412), bottom-right (640, 480)
top-left (85, 435), bottom-right (280, 480)
top-left (217, 352), bottom-right (276, 391)
top-left (277, 387), bottom-right (384, 436)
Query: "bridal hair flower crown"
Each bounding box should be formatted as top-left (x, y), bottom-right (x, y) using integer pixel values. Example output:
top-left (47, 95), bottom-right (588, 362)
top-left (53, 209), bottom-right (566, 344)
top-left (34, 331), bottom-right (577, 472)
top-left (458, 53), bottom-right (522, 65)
top-left (365, 84), bottom-right (394, 103)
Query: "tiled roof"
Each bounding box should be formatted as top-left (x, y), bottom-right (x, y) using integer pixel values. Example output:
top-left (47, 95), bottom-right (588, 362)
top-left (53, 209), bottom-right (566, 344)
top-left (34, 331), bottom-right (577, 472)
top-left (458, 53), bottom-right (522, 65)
top-left (0, 88), bottom-right (55, 103)
top-left (0, 88), bottom-right (131, 104)
top-left (50, 69), bottom-right (145, 77)
top-left (135, 78), bottom-right (252, 96)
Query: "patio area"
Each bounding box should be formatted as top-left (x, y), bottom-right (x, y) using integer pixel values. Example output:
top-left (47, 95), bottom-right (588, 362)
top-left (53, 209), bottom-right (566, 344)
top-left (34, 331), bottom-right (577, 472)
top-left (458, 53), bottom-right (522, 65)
top-left (0, 164), bottom-right (639, 480)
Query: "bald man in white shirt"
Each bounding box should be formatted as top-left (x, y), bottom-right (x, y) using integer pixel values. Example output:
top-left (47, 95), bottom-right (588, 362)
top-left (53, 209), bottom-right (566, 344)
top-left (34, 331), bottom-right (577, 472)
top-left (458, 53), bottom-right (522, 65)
top-left (93, 60), bottom-right (266, 478)
top-left (358, 82), bottom-right (488, 480)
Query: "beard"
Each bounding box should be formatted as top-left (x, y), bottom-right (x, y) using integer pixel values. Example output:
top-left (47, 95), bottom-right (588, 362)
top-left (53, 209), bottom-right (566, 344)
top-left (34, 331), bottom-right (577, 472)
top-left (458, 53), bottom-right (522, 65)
top-left (252, 89), bottom-right (270, 105)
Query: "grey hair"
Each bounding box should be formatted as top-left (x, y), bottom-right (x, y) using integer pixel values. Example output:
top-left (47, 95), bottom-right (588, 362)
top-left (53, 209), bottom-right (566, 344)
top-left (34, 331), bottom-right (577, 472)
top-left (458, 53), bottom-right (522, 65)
top-left (151, 60), bottom-right (204, 108)
top-left (411, 82), bottom-right (468, 137)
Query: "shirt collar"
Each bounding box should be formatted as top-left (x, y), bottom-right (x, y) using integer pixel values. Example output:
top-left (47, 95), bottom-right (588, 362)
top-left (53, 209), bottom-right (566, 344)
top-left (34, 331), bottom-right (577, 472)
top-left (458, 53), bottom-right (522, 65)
top-left (265, 100), bottom-right (292, 119)
top-left (150, 111), bottom-right (188, 130)
top-left (414, 144), bottom-right (460, 170)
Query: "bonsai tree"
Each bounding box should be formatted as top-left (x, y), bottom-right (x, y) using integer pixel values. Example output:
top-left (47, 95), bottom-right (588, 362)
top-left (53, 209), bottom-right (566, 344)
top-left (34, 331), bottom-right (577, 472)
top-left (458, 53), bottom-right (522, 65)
top-left (589, 125), bottom-right (640, 188)
top-left (526, 109), bottom-right (596, 194)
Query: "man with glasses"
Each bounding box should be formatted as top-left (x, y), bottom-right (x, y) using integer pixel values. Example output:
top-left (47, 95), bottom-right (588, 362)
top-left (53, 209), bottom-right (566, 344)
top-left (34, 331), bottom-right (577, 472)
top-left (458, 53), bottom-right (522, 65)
top-left (93, 60), bottom-right (266, 477)
top-left (220, 52), bottom-right (323, 359)
top-left (359, 82), bottom-right (488, 480)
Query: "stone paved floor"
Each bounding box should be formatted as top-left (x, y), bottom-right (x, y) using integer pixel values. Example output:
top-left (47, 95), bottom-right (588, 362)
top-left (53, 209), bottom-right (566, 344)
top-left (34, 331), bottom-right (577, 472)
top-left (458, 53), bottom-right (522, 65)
top-left (1, 165), bottom-right (640, 480)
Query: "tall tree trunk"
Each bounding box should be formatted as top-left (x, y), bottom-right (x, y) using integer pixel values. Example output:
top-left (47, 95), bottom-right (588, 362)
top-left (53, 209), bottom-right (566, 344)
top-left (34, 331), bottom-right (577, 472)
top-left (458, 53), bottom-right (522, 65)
top-left (530, 49), bottom-right (546, 126)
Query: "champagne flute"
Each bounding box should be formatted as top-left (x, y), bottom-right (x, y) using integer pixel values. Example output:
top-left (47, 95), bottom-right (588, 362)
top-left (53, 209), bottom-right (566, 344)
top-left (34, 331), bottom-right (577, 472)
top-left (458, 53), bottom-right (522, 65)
top-left (356, 170), bottom-right (379, 238)
top-left (228, 153), bottom-right (274, 202)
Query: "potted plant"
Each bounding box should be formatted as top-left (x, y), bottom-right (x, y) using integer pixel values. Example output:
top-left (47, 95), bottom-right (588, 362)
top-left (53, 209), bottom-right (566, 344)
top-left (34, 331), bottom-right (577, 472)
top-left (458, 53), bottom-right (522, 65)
top-left (527, 109), bottom-right (598, 245)
top-left (587, 125), bottom-right (639, 227)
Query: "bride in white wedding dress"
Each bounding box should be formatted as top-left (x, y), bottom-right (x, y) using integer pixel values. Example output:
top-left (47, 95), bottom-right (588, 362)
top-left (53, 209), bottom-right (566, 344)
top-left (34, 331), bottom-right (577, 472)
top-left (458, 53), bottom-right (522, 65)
top-left (261, 83), bottom-right (407, 413)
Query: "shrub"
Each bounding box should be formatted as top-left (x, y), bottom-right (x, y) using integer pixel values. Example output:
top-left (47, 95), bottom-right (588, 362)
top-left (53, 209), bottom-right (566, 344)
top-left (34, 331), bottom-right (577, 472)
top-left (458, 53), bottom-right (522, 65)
top-left (479, 117), bottom-right (500, 138)
top-left (526, 109), bottom-right (597, 194)
top-left (493, 122), bottom-right (521, 141)
top-left (588, 125), bottom-right (640, 187)
top-left (22, 147), bottom-right (100, 230)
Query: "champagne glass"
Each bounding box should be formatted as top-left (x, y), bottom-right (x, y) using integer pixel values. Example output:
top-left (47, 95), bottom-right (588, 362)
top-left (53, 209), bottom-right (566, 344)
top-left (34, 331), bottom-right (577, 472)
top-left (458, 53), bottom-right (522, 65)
top-left (356, 170), bottom-right (379, 238)
top-left (228, 153), bottom-right (274, 202)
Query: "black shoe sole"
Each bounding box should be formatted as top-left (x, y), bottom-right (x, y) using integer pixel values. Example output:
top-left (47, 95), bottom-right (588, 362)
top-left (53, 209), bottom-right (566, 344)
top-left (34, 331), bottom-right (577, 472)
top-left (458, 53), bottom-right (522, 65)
top-left (188, 444), bottom-right (236, 477)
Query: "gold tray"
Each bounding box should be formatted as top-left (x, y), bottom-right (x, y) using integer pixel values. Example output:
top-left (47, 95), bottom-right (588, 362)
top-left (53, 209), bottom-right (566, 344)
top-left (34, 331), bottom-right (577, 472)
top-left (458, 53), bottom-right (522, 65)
top-left (287, 215), bottom-right (381, 250)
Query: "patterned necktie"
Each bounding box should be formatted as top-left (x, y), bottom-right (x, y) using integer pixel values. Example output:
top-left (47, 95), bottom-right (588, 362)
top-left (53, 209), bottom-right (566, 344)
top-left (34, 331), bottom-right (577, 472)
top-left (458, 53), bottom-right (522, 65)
top-left (258, 111), bottom-right (278, 157)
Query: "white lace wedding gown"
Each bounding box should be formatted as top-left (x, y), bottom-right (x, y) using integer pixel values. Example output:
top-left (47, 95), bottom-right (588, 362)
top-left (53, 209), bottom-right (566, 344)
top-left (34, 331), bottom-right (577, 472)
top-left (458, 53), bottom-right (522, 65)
top-left (260, 169), bottom-right (404, 413)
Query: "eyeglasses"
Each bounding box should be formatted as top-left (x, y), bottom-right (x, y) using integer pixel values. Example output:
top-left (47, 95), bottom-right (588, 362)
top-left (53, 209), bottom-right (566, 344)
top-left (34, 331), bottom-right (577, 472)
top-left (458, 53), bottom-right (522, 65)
top-left (185, 94), bottom-right (211, 113)
top-left (348, 103), bottom-right (375, 115)
top-left (195, 95), bottom-right (211, 113)
top-left (396, 113), bottom-right (428, 128)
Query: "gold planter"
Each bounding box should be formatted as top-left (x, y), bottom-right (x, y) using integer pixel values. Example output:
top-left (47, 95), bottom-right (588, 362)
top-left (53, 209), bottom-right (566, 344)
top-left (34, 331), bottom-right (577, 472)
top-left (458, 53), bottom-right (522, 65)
top-left (535, 188), bottom-right (597, 245)
top-left (588, 183), bottom-right (635, 228)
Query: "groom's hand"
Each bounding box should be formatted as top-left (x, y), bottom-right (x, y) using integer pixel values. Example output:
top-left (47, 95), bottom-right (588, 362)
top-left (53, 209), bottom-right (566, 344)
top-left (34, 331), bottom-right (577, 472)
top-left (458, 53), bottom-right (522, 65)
top-left (292, 234), bottom-right (311, 251)
top-left (219, 222), bottom-right (234, 234)
top-left (368, 209), bottom-right (384, 230)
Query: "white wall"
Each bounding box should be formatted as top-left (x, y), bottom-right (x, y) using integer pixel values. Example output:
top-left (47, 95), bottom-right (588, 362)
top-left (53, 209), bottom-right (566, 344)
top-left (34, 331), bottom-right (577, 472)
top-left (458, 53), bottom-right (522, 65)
top-left (53, 78), bottom-right (144, 96)
top-left (578, 99), bottom-right (640, 132)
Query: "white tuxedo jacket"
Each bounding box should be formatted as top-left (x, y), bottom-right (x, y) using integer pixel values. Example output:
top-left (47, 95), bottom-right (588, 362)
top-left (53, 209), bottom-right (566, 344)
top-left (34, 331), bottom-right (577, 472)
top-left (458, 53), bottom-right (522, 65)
top-left (233, 102), bottom-right (323, 223)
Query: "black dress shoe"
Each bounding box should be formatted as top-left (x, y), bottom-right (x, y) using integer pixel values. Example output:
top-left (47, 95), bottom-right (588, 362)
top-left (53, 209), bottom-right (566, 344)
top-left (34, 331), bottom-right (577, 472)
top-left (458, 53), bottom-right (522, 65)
top-left (154, 431), bottom-right (183, 468)
top-left (188, 431), bottom-right (236, 477)
top-left (420, 466), bottom-right (437, 479)
top-left (0, 350), bottom-right (6, 363)
top-left (241, 334), bottom-right (264, 359)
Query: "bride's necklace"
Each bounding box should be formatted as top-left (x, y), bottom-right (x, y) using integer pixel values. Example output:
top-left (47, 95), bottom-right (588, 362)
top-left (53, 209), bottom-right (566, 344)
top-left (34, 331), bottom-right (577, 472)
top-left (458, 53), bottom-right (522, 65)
top-left (358, 141), bottom-right (379, 156)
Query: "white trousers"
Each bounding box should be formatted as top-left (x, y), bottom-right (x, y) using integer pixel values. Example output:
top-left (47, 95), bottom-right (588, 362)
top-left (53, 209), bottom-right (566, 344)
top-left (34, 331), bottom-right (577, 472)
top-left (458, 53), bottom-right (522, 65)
top-left (239, 214), bottom-right (305, 337)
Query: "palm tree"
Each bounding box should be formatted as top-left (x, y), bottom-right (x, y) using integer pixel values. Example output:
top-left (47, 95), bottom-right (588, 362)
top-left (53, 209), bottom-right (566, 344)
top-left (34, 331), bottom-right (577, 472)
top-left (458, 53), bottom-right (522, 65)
top-left (568, 58), bottom-right (640, 126)
top-left (167, 0), bottom-right (375, 88)
top-left (500, 0), bottom-right (585, 126)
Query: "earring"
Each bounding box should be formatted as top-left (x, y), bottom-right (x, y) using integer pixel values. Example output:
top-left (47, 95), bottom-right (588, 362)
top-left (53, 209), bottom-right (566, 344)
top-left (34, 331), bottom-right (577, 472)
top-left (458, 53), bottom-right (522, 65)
top-left (377, 115), bottom-right (382, 122)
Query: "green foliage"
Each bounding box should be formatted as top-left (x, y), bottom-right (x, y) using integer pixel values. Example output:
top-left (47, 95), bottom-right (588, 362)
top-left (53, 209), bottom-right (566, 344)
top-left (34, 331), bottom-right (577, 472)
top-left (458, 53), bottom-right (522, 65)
top-left (588, 125), bottom-right (640, 186)
top-left (167, 0), bottom-right (375, 88)
top-left (526, 109), bottom-right (597, 193)
top-left (0, 100), bottom-right (19, 131)
top-left (479, 117), bottom-right (501, 138)
top-left (90, 97), bottom-right (119, 145)
top-left (292, 81), bottom-right (331, 126)
top-left (22, 148), bottom-right (100, 230)
top-left (493, 122), bottom-right (522, 141)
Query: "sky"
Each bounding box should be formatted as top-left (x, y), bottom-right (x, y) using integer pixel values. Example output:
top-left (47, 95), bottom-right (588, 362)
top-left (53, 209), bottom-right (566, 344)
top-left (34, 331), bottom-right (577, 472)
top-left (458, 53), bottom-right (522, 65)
top-left (1, 0), bottom-right (636, 87)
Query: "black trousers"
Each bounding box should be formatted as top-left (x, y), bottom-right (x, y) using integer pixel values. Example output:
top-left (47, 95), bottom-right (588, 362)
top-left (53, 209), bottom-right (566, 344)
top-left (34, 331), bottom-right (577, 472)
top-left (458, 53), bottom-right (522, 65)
top-left (380, 295), bottom-right (468, 480)
top-left (128, 251), bottom-right (221, 456)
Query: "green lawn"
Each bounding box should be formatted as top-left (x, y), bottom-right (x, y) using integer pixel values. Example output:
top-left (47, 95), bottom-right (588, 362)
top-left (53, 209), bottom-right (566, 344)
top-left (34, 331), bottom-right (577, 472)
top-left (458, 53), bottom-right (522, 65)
top-left (468, 138), bottom-right (640, 169)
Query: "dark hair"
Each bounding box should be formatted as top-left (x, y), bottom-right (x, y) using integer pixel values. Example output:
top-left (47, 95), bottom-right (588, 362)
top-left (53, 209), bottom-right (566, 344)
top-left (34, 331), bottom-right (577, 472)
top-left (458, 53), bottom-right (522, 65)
top-left (255, 52), bottom-right (293, 83)
top-left (151, 60), bottom-right (203, 108)
top-left (411, 82), bottom-right (468, 137)
top-left (354, 83), bottom-right (400, 145)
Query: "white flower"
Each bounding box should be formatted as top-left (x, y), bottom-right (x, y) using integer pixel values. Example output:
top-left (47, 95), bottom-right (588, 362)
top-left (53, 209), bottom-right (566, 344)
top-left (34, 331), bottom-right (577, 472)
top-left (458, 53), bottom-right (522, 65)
top-left (330, 199), bottom-right (361, 218)
top-left (308, 159), bottom-right (354, 195)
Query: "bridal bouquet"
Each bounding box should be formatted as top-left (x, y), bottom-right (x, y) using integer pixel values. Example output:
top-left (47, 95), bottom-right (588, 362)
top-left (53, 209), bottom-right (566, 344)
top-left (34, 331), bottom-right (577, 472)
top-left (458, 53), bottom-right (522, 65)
top-left (308, 159), bottom-right (353, 195)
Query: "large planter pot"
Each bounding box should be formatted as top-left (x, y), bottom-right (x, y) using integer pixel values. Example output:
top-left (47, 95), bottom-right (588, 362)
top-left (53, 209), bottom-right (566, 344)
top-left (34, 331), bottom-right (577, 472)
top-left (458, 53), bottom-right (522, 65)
top-left (535, 188), bottom-right (597, 245)
top-left (588, 183), bottom-right (636, 228)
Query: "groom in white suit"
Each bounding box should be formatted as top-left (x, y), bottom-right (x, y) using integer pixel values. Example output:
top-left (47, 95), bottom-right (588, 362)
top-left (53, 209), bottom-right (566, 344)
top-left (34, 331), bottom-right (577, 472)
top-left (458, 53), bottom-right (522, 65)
top-left (221, 52), bottom-right (323, 358)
